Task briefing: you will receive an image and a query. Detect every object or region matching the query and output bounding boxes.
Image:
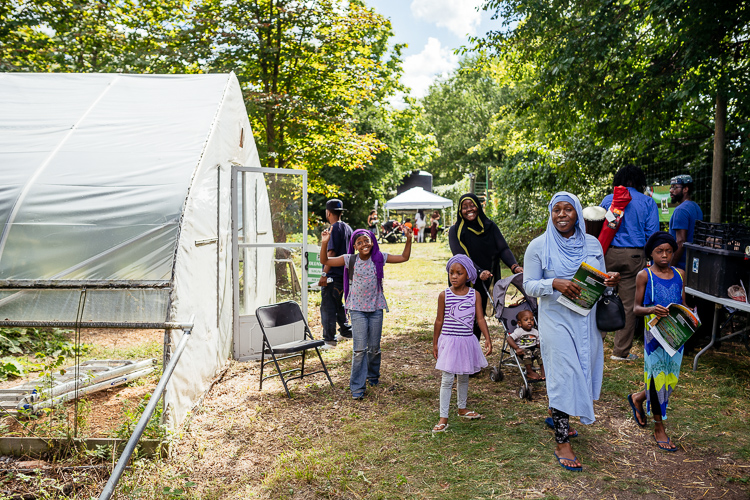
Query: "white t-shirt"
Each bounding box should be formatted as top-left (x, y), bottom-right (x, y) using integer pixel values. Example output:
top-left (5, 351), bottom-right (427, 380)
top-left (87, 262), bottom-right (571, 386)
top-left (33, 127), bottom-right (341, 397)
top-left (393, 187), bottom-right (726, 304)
top-left (509, 327), bottom-right (539, 348)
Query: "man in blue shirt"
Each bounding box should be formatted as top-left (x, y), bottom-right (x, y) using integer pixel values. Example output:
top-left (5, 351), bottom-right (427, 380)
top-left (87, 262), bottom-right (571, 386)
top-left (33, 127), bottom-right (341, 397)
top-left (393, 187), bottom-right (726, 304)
top-left (669, 174), bottom-right (703, 269)
top-left (600, 165), bottom-right (660, 361)
top-left (319, 199), bottom-right (353, 349)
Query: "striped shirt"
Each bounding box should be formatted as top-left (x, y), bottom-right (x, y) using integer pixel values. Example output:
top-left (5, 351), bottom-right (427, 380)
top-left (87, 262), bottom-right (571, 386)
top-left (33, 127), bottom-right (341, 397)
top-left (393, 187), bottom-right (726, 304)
top-left (442, 288), bottom-right (476, 336)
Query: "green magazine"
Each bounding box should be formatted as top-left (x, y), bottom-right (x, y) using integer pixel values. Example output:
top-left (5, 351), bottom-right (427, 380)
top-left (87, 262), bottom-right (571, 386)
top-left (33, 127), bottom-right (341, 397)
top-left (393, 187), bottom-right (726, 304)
top-left (556, 262), bottom-right (609, 316)
top-left (648, 304), bottom-right (701, 357)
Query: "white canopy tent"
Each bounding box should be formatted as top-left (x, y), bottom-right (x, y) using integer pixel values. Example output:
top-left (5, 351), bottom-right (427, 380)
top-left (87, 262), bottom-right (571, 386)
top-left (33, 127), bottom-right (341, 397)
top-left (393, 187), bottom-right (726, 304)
top-left (384, 187), bottom-right (453, 210)
top-left (0, 72), bottom-right (274, 429)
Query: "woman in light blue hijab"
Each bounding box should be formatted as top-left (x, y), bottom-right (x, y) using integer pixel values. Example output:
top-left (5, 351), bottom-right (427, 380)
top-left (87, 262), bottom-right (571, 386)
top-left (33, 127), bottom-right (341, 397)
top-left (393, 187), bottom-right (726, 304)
top-left (523, 192), bottom-right (620, 472)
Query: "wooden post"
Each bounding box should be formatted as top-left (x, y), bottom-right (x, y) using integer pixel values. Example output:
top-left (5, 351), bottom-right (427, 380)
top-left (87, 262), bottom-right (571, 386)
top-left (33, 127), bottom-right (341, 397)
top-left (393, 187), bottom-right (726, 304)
top-left (711, 93), bottom-right (726, 223)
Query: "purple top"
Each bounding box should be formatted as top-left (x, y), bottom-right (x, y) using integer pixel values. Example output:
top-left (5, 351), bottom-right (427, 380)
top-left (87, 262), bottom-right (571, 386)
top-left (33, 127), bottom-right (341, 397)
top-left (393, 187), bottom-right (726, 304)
top-left (441, 288), bottom-right (476, 337)
top-left (343, 253), bottom-right (389, 312)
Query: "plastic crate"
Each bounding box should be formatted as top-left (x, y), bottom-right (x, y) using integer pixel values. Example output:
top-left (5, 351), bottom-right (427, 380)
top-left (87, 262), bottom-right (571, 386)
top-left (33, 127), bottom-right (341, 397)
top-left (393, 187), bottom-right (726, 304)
top-left (693, 220), bottom-right (750, 253)
top-left (684, 242), bottom-right (750, 298)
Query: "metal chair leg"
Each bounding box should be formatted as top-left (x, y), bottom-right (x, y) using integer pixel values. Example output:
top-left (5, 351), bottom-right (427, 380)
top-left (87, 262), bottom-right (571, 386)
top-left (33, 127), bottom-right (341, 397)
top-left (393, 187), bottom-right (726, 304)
top-left (259, 345), bottom-right (266, 391)
top-left (268, 351), bottom-right (292, 398)
top-left (314, 347), bottom-right (334, 388)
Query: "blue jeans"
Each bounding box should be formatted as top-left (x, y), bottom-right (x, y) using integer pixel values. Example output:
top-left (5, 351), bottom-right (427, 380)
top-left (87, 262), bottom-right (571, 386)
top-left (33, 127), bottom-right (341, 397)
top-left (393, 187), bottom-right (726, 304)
top-left (349, 309), bottom-right (383, 397)
top-left (320, 278), bottom-right (351, 342)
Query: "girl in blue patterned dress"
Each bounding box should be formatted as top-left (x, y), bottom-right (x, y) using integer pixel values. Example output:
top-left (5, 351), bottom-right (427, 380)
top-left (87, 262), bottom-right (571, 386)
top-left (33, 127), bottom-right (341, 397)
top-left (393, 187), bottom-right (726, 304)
top-left (320, 228), bottom-right (412, 400)
top-left (431, 254), bottom-right (493, 433)
top-left (628, 231), bottom-right (685, 452)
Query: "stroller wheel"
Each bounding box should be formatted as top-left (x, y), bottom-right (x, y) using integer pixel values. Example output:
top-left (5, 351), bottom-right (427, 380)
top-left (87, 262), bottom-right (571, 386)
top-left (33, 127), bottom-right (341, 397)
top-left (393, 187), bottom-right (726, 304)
top-left (519, 386), bottom-right (532, 400)
top-left (490, 367), bottom-right (503, 382)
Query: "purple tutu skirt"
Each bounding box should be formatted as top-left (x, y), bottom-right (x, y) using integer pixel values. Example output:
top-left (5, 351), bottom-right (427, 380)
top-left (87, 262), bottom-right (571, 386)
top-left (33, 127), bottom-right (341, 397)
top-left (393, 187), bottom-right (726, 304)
top-left (435, 334), bottom-right (488, 375)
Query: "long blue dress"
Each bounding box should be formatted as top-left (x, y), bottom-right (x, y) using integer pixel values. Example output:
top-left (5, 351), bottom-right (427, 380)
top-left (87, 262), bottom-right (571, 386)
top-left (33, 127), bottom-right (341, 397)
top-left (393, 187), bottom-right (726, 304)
top-left (642, 267), bottom-right (684, 420)
top-left (523, 234), bottom-right (606, 425)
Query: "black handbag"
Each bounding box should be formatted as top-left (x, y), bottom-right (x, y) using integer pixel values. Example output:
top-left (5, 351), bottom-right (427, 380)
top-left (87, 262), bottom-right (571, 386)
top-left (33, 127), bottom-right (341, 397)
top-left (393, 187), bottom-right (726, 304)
top-left (596, 287), bottom-right (626, 332)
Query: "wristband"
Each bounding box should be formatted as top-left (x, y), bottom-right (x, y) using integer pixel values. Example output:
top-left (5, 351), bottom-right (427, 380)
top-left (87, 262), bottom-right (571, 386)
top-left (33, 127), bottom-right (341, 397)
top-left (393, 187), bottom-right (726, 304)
top-left (321, 272), bottom-right (327, 277)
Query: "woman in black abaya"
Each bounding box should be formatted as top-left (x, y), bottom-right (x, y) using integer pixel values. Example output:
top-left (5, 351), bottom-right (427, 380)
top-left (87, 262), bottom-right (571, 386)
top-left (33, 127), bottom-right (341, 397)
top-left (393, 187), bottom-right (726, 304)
top-left (448, 193), bottom-right (523, 339)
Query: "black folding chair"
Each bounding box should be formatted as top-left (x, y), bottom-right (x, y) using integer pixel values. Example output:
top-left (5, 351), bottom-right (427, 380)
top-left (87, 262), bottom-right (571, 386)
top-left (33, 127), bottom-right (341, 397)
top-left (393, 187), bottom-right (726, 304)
top-left (256, 301), bottom-right (334, 397)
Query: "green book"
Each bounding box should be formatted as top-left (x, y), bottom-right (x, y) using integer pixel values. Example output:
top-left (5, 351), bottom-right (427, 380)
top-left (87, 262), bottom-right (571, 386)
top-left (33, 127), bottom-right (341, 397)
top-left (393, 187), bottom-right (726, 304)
top-left (556, 262), bottom-right (609, 316)
top-left (648, 304), bottom-right (701, 357)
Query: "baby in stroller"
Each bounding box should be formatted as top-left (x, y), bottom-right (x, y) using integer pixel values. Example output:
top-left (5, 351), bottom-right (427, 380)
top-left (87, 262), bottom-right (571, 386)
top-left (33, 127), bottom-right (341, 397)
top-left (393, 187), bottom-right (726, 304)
top-left (506, 310), bottom-right (544, 381)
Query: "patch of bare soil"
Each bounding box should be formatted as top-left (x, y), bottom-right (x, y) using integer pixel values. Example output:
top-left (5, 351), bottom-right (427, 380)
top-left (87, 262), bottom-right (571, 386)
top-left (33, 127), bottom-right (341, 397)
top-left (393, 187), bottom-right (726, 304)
top-left (1, 329), bottom-right (162, 438)
top-left (547, 401), bottom-right (750, 499)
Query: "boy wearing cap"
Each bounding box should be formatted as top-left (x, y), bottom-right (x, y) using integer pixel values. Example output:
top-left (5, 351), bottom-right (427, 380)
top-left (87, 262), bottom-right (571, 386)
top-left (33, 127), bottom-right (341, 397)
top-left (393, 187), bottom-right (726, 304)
top-left (319, 199), bottom-right (353, 348)
top-left (668, 175), bottom-right (703, 270)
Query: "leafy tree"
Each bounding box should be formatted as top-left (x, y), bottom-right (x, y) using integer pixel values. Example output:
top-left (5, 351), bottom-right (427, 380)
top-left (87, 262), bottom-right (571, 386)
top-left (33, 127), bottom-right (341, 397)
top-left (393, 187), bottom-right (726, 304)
top-left (475, 0), bottom-right (750, 220)
top-left (311, 101), bottom-right (439, 229)
top-left (0, 0), bottom-right (193, 72)
top-left (201, 0), bottom-right (403, 183)
top-left (420, 56), bottom-right (509, 185)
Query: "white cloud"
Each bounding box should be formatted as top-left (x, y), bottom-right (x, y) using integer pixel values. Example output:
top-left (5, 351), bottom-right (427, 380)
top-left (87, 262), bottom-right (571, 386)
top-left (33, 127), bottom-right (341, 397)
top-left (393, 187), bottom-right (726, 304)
top-left (401, 37), bottom-right (459, 99)
top-left (410, 0), bottom-right (484, 37)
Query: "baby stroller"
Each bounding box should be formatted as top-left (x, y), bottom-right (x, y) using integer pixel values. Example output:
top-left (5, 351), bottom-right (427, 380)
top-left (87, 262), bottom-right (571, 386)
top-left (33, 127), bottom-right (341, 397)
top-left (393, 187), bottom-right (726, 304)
top-left (488, 273), bottom-right (542, 401)
top-left (380, 220), bottom-right (403, 243)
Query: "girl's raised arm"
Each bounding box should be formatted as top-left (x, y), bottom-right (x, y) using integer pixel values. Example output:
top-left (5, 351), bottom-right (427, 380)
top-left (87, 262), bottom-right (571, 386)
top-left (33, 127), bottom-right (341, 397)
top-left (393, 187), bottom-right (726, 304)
top-left (319, 227), bottom-right (345, 267)
top-left (386, 228), bottom-right (412, 263)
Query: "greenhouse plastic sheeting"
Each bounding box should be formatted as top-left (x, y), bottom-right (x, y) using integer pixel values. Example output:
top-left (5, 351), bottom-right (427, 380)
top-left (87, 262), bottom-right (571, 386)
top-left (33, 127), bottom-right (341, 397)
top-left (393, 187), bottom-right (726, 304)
top-left (0, 73), bottom-right (225, 282)
top-left (0, 73), bottom-right (273, 430)
top-left (0, 289), bottom-right (169, 323)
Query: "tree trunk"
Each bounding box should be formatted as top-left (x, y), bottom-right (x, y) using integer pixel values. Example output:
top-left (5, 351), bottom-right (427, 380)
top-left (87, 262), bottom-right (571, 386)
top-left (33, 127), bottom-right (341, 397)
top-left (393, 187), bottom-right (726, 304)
top-left (711, 93), bottom-right (726, 223)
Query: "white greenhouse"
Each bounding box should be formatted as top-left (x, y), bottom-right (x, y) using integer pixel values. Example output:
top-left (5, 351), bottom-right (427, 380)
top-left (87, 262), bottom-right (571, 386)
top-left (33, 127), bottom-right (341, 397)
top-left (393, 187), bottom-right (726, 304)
top-left (0, 73), bottom-right (309, 429)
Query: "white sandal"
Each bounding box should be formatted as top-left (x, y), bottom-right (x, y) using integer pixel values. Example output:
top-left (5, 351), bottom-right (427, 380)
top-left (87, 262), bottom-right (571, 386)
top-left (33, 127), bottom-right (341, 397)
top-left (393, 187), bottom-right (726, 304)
top-left (432, 422), bottom-right (449, 433)
top-left (458, 410), bottom-right (483, 420)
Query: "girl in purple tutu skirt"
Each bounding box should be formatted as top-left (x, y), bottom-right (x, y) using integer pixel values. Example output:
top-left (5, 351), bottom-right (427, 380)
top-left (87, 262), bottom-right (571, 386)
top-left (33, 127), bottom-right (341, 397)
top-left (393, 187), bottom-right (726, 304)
top-left (432, 254), bottom-right (493, 433)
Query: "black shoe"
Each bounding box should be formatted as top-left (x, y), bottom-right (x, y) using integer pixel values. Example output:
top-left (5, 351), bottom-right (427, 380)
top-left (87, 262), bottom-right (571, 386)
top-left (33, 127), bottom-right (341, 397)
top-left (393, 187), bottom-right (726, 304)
top-left (339, 331), bottom-right (353, 339)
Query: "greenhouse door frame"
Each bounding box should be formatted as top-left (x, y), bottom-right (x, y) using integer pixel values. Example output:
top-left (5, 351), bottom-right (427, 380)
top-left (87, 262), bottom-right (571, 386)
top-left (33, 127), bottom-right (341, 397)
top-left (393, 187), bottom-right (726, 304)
top-left (231, 166), bottom-right (308, 360)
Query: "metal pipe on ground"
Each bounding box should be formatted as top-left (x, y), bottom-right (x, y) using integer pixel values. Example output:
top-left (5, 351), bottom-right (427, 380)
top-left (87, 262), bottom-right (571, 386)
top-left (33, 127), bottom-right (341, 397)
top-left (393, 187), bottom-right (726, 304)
top-left (23, 367), bottom-right (155, 413)
top-left (18, 359), bottom-right (156, 408)
top-left (98, 319), bottom-right (193, 500)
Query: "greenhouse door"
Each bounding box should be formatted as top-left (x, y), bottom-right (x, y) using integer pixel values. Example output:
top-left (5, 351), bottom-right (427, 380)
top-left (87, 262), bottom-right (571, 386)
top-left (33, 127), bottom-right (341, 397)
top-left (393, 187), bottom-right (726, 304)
top-left (231, 167), bottom-right (308, 361)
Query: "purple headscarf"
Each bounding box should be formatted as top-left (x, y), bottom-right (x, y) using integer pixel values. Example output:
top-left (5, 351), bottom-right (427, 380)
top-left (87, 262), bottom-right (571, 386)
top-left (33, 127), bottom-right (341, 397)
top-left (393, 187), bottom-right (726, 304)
top-left (446, 254), bottom-right (478, 284)
top-left (344, 229), bottom-right (385, 301)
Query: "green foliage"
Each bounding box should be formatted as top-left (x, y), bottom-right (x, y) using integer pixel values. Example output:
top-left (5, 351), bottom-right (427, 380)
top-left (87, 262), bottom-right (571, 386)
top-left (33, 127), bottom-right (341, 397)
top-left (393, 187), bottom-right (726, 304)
top-left (115, 393), bottom-right (167, 442)
top-left (0, 0), bottom-right (195, 73)
top-left (311, 102), bottom-right (439, 228)
top-left (420, 56), bottom-right (509, 184)
top-left (0, 328), bottom-right (91, 380)
top-left (433, 176), bottom-right (470, 216)
top-left (199, 0), bottom-right (403, 185)
top-left (477, 0), bottom-right (750, 149)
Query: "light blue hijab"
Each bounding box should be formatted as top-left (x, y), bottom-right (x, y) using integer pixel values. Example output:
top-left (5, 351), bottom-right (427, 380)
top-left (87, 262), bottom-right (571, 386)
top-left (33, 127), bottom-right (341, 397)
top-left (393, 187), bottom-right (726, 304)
top-left (542, 192), bottom-right (587, 279)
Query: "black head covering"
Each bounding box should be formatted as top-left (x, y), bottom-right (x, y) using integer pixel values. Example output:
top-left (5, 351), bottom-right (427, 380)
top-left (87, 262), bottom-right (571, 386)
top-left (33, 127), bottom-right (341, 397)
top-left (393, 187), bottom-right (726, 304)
top-left (644, 231), bottom-right (677, 259)
top-left (455, 193), bottom-right (497, 269)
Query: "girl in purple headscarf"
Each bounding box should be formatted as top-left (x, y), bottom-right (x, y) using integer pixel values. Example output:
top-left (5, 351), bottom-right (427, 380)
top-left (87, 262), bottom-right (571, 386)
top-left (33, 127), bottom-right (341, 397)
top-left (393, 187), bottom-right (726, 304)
top-left (431, 254), bottom-right (493, 433)
top-left (320, 227), bottom-right (412, 400)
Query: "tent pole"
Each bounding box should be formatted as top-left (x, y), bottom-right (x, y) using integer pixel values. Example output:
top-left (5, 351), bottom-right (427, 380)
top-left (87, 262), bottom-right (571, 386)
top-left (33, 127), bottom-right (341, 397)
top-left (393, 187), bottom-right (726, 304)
top-left (301, 170), bottom-right (308, 321)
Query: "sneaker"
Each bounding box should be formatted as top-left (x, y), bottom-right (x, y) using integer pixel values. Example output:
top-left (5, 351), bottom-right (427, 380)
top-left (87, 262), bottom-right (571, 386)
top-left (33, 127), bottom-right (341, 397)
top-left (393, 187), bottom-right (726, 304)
top-left (352, 394), bottom-right (364, 400)
top-left (338, 331), bottom-right (353, 339)
top-left (321, 342), bottom-right (337, 351)
top-left (610, 353), bottom-right (638, 361)
top-left (335, 334), bottom-right (350, 342)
